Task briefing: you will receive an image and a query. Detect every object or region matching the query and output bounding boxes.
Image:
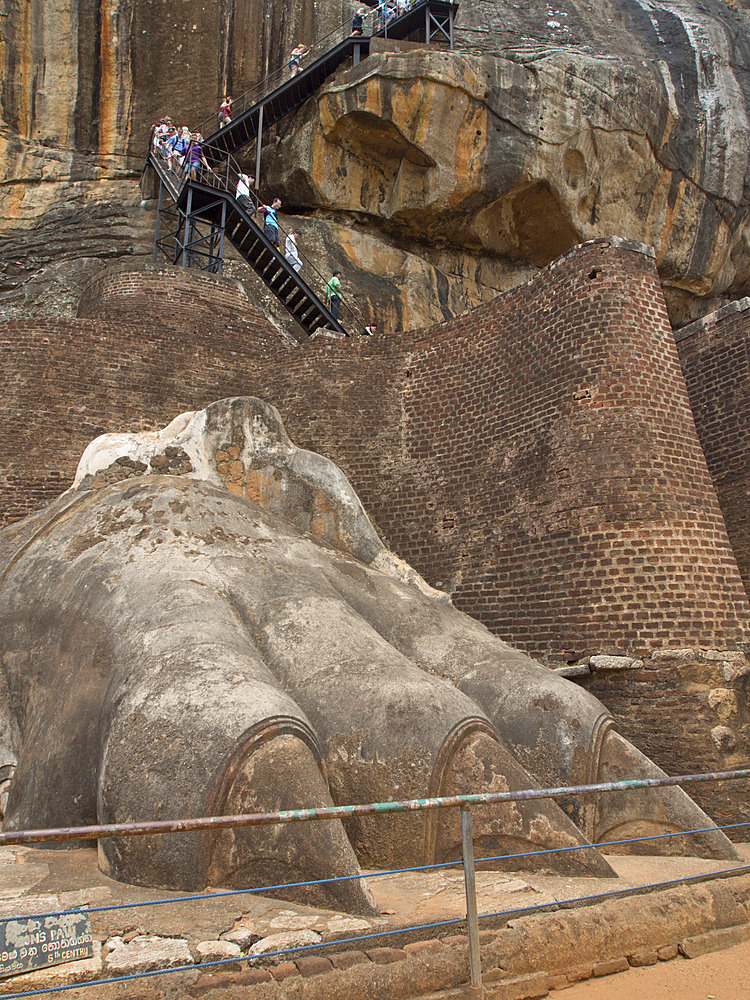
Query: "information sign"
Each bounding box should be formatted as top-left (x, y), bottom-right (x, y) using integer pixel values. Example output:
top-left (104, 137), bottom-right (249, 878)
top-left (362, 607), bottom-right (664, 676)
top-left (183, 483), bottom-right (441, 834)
top-left (0, 912), bottom-right (93, 979)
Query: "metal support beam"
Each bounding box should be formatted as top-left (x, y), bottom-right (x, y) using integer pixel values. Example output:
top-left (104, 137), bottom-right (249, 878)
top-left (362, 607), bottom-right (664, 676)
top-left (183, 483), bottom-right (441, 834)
top-left (428, 8), bottom-right (452, 44)
top-left (216, 200), bottom-right (227, 276)
top-left (449, 5), bottom-right (455, 48)
top-left (181, 187), bottom-right (194, 269)
top-left (425, 1), bottom-right (430, 42)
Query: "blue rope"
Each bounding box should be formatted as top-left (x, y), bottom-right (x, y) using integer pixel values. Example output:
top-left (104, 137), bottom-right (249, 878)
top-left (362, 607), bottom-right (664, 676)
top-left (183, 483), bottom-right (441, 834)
top-left (3, 818), bottom-right (747, 925)
top-left (478, 863), bottom-right (750, 921)
top-left (473, 818), bottom-right (750, 867)
top-left (3, 863), bottom-right (750, 999)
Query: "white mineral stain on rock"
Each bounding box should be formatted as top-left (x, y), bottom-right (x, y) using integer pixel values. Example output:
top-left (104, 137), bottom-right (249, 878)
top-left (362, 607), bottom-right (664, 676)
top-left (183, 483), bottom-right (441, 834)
top-left (631, 0), bottom-right (749, 203)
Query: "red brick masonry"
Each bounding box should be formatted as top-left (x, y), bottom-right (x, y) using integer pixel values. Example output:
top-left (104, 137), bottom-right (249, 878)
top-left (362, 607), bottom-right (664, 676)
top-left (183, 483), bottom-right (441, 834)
top-left (676, 298), bottom-right (750, 603)
top-left (3, 241), bottom-right (749, 819)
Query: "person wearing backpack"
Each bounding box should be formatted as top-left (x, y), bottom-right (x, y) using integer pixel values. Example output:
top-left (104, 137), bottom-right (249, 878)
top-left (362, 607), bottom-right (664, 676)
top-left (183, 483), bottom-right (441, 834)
top-left (166, 127), bottom-right (189, 172)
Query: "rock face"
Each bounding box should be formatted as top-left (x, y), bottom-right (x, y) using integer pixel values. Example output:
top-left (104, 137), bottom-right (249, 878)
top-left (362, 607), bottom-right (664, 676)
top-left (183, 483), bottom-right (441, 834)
top-left (0, 398), bottom-right (738, 909)
top-left (265, 13), bottom-right (750, 326)
top-left (2, 0), bottom-right (750, 327)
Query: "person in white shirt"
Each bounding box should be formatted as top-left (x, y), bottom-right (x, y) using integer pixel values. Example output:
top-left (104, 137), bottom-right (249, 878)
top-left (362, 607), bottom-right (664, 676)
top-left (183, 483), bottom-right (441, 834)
top-left (285, 230), bottom-right (302, 272)
top-left (235, 173), bottom-right (255, 212)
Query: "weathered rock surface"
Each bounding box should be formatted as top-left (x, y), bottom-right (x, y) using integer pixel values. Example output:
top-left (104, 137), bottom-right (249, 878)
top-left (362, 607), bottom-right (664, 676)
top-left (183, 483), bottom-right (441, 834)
top-left (2, 0), bottom-right (750, 327)
top-left (103, 935), bottom-right (193, 974)
top-left (193, 940), bottom-right (243, 969)
top-left (247, 930), bottom-right (322, 956)
top-left (265, 18), bottom-right (750, 326)
top-left (0, 397), bottom-right (738, 910)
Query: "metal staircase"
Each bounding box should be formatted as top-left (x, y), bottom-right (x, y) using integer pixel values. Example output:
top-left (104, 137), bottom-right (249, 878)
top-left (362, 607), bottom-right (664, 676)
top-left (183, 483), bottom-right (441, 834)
top-left (146, 0), bottom-right (459, 337)
top-left (150, 151), bottom-right (349, 337)
top-left (197, 0), bottom-right (458, 171)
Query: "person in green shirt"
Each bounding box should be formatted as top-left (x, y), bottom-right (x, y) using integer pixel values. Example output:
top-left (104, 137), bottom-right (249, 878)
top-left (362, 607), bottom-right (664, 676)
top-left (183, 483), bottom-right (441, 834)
top-left (325, 270), bottom-right (343, 320)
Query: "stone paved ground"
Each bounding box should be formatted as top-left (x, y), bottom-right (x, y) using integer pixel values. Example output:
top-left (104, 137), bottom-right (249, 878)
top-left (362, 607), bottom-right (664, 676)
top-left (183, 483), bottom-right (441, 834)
top-left (0, 844), bottom-right (748, 996)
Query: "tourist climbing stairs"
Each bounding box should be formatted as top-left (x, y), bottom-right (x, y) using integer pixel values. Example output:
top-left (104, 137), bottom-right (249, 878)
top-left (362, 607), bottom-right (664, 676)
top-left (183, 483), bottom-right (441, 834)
top-left (150, 148), bottom-right (350, 337)
top-left (146, 0), bottom-right (458, 336)
top-left (195, 0), bottom-right (458, 167)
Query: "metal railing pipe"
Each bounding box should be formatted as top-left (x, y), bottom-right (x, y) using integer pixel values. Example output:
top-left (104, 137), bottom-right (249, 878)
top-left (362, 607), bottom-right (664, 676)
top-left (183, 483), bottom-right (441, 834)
top-left (1, 767), bottom-right (748, 848)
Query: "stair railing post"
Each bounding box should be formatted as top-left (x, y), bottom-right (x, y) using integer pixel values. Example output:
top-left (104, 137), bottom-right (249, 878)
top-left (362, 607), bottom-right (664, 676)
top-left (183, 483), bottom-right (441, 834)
top-left (449, 3), bottom-right (455, 48)
top-left (153, 179), bottom-right (164, 263)
top-left (461, 806), bottom-right (484, 1000)
top-left (425, 1), bottom-right (431, 42)
top-left (255, 104), bottom-right (264, 192)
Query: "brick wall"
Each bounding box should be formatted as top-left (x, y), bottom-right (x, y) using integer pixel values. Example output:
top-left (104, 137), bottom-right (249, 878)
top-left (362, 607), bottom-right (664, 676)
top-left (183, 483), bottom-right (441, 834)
top-left (676, 299), bottom-right (750, 602)
top-left (3, 244), bottom-right (750, 820)
top-left (6, 246), bottom-right (750, 658)
top-left (393, 240), bottom-right (750, 661)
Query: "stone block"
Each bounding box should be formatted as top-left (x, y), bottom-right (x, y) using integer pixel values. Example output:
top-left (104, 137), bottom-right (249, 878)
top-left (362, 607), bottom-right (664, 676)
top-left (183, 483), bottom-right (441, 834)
top-left (648, 648), bottom-right (695, 665)
top-left (233, 968), bottom-right (273, 984)
top-left (566, 965), bottom-right (593, 982)
top-left (711, 725), bottom-right (737, 752)
top-left (326, 915), bottom-right (372, 933)
top-left (680, 923), bottom-right (750, 959)
top-left (707, 688), bottom-right (738, 720)
top-left (295, 955), bottom-right (333, 977)
top-left (485, 971), bottom-right (549, 999)
top-left (365, 947), bottom-right (407, 964)
top-left (248, 929), bottom-right (322, 956)
top-left (656, 944), bottom-right (679, 961)
top-left (554, 664), bottom-right (590, 678)
top-left (104, 934), bottom-right (193, 974)
top-left (271, 960), bottom-right (300, 980)
top-left (592, 957), bottom-right (629, 977)
top-left (547, 974), bottom-right (568, 990)
top-left (329, 949), bottom-right (369, 969)
top-left (220, 919), bottom-right (260, 950)
top-left (589, 655), bottom-right (636, 671)
top-left (404, 939), bottom-right (444, 957)
top-left (628, 948), bottom-right (658, 966)
top-left (194, 939), bottom-right (242, 971)
top-left (704, 649), bottom-right (747, 664)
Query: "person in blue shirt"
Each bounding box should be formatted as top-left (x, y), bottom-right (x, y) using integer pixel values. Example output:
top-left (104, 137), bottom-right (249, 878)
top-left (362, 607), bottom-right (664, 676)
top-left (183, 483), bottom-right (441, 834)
top-left (262, 198), bottom-right (282, 246)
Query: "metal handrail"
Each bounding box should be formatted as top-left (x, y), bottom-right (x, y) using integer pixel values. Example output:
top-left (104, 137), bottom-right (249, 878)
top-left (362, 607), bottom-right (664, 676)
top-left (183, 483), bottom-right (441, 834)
top-left (4, 766), bottom-right (748, 845)
top-left (149, 142), bottom-right (369, 336)
top-left (193, 0), bottom-right (423, 138)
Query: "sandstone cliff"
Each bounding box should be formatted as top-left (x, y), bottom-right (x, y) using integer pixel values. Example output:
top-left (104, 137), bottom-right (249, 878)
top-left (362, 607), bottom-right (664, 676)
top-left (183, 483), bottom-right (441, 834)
top-left (2, 0), bottom-right (750, 329)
